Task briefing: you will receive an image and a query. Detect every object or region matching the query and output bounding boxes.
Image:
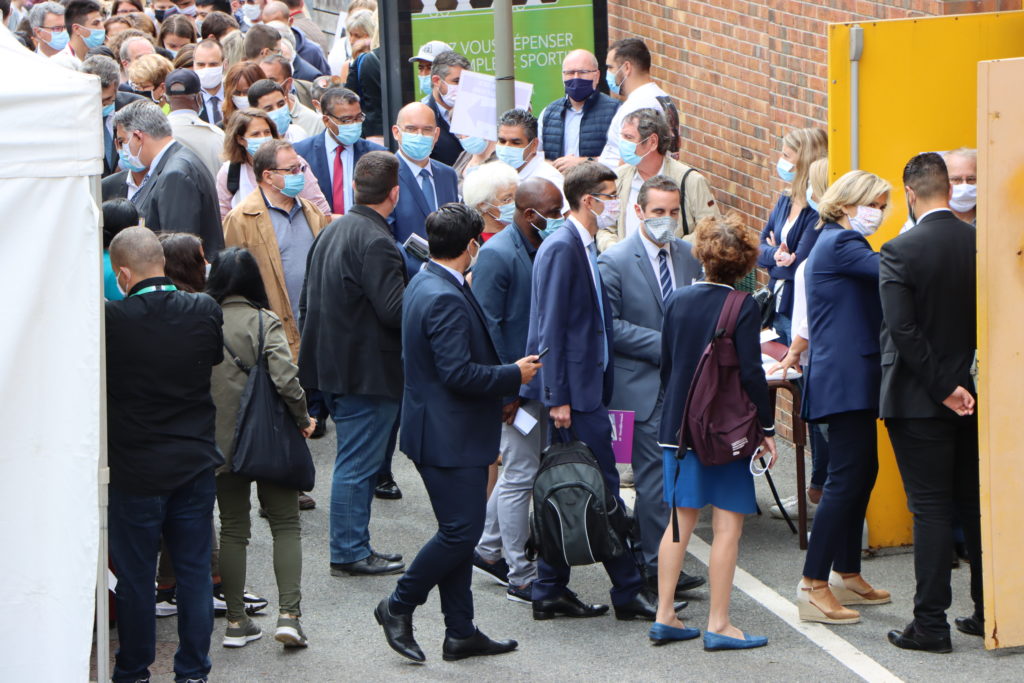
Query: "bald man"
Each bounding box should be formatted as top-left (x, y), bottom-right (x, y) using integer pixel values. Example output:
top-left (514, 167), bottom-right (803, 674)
top-left (105, 226), bottom-right (224, 683)
top-left (261, 0), bottom-right (288, 23)
top-left (538, 49), bottom-right (621, 173)
top-left (472, 178), bottom-right (565, 600)
top-left (388, 101), bottom-right (460, 277)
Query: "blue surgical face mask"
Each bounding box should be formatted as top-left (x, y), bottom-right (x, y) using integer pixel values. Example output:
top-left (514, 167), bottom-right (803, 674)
top-left (618, 136), bottom-right (650, 167)
top-left (119, 137), bottom-right (147, 173)
top-left (489, 201), bottom-right (515, 225)
top-left (332, 122), bottom-right (363, 145)
top-left (82, 26), bottom-right (106, 49)
top-left (279, 172), bottom-right (305, 197)
top-left (532, 212), bottom-right (564, 240)
top-left (417, 74), bottom-right (432, 94)
top-left (776, 157), bottom-right (795, 182)
top-left (400, 131), bottom-right (434, 161)
top-left (43, 28), bottom-right (70, 51)
top-left (495, 143), bottom-right (525, 169)
top-left (102, 102), bottom-right (115, 118)
top-left (459, 135), bottom-right (488, 156)
top-left (806, 184), bottom-right (819, 212)
top-left (246, 136), bottom-right (270, 157)
top-left (269, 106), bottom-right (291, 135)
top-left (606, 65), bottom-right (623, 95)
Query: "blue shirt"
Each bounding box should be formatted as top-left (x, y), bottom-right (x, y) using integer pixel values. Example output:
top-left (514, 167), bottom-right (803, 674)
top-left (262, 191), bottom-right (314, 321)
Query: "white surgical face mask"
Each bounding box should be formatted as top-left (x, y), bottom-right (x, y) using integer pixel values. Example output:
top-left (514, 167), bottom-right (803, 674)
top-left (232, 94), bottom-right (249, 110)
top-left (849, 205), bottom-right (883, 237)
top-left (195, 65), bottom-right (223, 90)
top-left (440, 81), bottom-right (458, 108)
top-left (592, 197), bottom-right (620, 230)
top-left (949, 183), bottom-right (977, 213)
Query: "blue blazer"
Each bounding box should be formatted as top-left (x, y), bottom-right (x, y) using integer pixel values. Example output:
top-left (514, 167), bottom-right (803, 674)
top-left (389, 157), bottom-right (459, 276)
top-left (399, 262), bottom-right (522, 467)
top-left (758, 194), bottom-right (820, 317)
top-left (472, 222), bottom-right (536, 365)
top-left (802, 224), bottom-right (882, 421)
top-left (598, 232), bottom-right (702, 423)
top-left (293, 134), bottom-right (385, 213)
top-left (521, 222), bottom-right (614, 412)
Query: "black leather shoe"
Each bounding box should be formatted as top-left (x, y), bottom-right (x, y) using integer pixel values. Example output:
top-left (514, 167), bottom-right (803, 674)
top-left (887, 623), bottom-right (952, 653)
top-left (371, 548), bottom-right (403, 563)
top-left (441, 628), bottom-right (518, 661)
top-left (532, 592), bottom-right (609, 620)
top-left (375, 479), bottom-right (402, 500)
top-left (614, 590), bottom-right (687, 621)
top-left (331, 554), bottom-right (405, 576)
top-left (373, 598), bottom-right (424, 662)
top-left (646, 572), bottom-right (706, 598)
top-left (955, 614), bottom-right (984, 637)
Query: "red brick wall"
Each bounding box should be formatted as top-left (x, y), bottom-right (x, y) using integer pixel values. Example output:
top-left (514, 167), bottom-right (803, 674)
top-left (608, 0), bottom-right (1019, 440)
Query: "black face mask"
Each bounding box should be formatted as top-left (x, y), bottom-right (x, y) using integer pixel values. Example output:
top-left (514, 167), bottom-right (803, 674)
top-left (153, 8), bottom-right (167, 21)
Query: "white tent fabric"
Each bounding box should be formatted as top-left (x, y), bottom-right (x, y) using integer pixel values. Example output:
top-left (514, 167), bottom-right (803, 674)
top-left (0, 27), bottom-right (104, 681)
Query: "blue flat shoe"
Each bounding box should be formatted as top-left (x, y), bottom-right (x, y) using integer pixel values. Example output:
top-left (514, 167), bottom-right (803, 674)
top-left (703, 630), bottom-right (768, 651)
top-left (649, 622), bottom-right (701, 646)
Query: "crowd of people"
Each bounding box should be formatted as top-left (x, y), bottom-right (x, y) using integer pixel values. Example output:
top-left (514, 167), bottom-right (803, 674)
top-left (5, 0), bottom-right (984, 678)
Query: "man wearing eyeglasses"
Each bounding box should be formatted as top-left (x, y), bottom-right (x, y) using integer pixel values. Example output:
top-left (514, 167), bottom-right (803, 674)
top-left (294, 86), bottom-right (385, 217)
top-left (223, 138), bottom-right (329, 360)
top-left (537, 50), bottom-right (620, 175)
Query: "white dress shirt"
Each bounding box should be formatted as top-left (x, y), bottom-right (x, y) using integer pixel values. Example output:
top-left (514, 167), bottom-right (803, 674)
top-left (201, 85), bottom-right (224, 123)
top-left (639, 228), bottom-right (676, 291)
top-left (598, 81), bottom-right (669, 168)
top-left (519, 152), bottom-right (569, 213)
top-left (324, 129), bottom-right (354, 211)
top-left (569, 215), bottom-right (599, 294)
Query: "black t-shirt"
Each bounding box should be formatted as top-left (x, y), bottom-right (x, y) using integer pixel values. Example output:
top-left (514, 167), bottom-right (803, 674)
top-left (345, 47), bottom-right (382, 138)
top-left (105, 277), bottom-right (225, 495)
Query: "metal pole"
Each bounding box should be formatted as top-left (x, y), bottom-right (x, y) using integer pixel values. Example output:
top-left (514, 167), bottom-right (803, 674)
top-left (92, 172), bottom-right (110, 683)
top-left (378, 1), bottom-right (403, 151)
top-left (849, 24), bottom-right (864, 170)
top-left (493, 0), bottom-right (515, 118)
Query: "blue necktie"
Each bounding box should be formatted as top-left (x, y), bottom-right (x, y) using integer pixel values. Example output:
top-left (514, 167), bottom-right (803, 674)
top-left (419, 168), bottom-right (437, 213)
top-left (103, 120), bottom-right (115, 170)
top-left (586, 241), bottom-right (609, 370)
top-left (658, 249), bottom-right (673, 301)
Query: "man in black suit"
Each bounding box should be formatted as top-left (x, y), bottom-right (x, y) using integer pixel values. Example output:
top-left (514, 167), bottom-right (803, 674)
top-left (421, 50), bottom-right (469, 167)
top-left (373, 204), bottom-right (540, 663)
top-left (81, 55), bottom-right (142, 177)
top-left (881, 152), bottom-right (981, 653)
top-left (298, 151), bottom-right (406, 577)
top-left (112, 100), bottom-right (224, 255)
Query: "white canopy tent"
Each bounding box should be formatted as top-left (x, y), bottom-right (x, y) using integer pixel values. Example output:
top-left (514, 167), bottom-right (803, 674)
top-left (0, 26), bottom-right (105, 681)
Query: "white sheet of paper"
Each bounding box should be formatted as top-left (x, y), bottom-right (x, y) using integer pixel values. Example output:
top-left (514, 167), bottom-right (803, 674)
top-left (108, 569), bottom-right (118, 592)
top-left (762, 353), bottom-right (802, 380)
top-left (512, 406), bottom-right (538, 436)
top-left (450, 70), bottom-right (534, 141)
top-left (760, 328), bottom-right (780, 343)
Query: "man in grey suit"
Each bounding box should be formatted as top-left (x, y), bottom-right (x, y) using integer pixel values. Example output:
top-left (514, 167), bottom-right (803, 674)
top-left (598, 175), bottom-right (705, 597)
top-left (472, 178), bottom-right (565, 603)
top-left (113, 99), bottom-right (225, 256)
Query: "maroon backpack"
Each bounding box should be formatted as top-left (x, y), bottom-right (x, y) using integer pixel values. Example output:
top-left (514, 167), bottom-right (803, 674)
top-left (678, 289), bottom-right (763, 467)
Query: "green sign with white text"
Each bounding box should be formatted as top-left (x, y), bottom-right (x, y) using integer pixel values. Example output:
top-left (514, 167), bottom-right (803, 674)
top-left (411, 0), bottom-right (595, 113)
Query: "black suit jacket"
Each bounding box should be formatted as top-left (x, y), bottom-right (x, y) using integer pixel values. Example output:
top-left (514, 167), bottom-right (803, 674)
top-left (424, 94), bottom-right (462, 167)
top-left (102, 170), bottom-right (129, 201)
top-left (298, 205), bottom-right (407, 399)
top-left (131, 140), bottom-right (224, 255)
top-left (879, 209), bottom-right (977, 418)
top-left (102, 91), bottom-right (144, 177)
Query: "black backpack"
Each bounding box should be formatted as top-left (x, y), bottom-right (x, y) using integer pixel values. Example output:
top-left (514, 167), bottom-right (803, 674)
top-left (527, 430), bottom-right (627, 567)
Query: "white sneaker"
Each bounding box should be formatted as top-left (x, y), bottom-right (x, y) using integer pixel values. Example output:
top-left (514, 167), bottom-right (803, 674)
top-left (222, 618), bottom-right (262, 648)
top-left (769, 494), bottom-right (817, 520)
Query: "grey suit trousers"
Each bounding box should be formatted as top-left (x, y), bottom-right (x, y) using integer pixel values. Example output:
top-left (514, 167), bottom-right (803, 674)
top-left (633, 396), bottom-right (668, 572)
top-left (476, 399), bottom-right (547, 587)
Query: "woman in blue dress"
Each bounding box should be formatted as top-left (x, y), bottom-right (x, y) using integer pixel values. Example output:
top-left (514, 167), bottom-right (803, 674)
top-left (652, 213), bottom-right (778, 650)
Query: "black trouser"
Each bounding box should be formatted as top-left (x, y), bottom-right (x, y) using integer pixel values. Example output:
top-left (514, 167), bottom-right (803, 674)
top-left (886, 415), bottom-right (982, 635)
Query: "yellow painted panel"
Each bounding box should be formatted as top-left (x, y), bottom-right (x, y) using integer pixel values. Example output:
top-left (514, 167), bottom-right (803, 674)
top-left (977, 56), bottom-right (1024, 650)
top-left (827, 12), bottom-right (1024, 550)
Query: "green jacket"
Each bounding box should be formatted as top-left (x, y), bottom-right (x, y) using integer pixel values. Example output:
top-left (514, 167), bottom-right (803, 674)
top-left (211, 296), bottom-right (310, 471)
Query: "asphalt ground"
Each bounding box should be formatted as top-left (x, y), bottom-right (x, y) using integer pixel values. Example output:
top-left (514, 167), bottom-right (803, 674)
top-left (96, 427), bottom-right (1024, 681)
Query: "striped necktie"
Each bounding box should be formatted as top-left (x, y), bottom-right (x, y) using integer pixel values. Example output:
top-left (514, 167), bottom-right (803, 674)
top-left (658, 249), bottom-right (672, 301)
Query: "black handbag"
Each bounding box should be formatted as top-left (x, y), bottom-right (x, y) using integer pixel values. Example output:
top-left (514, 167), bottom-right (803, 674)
top-left (223, 311), bottom-right (315, 491)
top-left (752, 285), bottom-right (776, 330)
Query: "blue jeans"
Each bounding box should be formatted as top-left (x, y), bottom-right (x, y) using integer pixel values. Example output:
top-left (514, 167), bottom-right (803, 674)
top-left (328, 393), bottom-right (400, 564)
top-left (774, 312), bottom-right (792, 346)
top-left (109, 469), bottom-right (216, 683)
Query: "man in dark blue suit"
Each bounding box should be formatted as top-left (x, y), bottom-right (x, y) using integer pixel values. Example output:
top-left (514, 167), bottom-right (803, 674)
top-left (374, 204), bottom-right (540, 663)
top-left (293, 86), bottom-right (385, 216)
top-left (522, 161), bottom-right (671, 621)
top-left (421, 50), bottom-right (470, 166)
top-left (388, 101), bottom-right (460, 277)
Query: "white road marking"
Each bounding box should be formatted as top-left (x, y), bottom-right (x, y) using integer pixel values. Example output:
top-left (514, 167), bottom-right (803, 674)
top-left (619, 487), bottom-right (901, 682)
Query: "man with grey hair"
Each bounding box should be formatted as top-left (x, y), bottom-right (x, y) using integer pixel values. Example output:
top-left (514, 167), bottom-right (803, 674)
top-left (944, 147), bottom-right (977, 226)
top-left (28, 2), bottom-right (68, 58)
top-left (260, 53), bottom-right (324, 136)
top-left (496, 108), bottom-right (567, 211)
top-left (597, 107), bottom-right (719, 252)
top-left (423, 50), bottom-right (471, 166)
top-left (119, 35), bottom-right (155, 78)
top-left (82, 54), bottom-right (144, 177)
top-left (106, 225), bottom-right (223, 683)
top-left (113, 99), bottom-right (224, 254)
top-left (538, 49), bottom-right (620, 174)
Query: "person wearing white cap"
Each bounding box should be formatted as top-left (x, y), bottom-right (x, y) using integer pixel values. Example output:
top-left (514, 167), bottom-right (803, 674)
top-left (410, 39), bottom-right (452, 96)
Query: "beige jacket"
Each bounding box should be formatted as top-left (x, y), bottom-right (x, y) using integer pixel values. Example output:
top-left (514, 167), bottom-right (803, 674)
top-left (211, 296), bottom-right (309, 469)
top-left (597, 156), bottom-right (720, 252)
top-left (222, 189), bottom-right (329, 359)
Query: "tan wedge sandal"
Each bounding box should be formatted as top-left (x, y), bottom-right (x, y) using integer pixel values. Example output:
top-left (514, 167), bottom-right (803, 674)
top-left (797, 581), bottom-right (861, 624)
top-left (828, 572), bottom-right (892, 605)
